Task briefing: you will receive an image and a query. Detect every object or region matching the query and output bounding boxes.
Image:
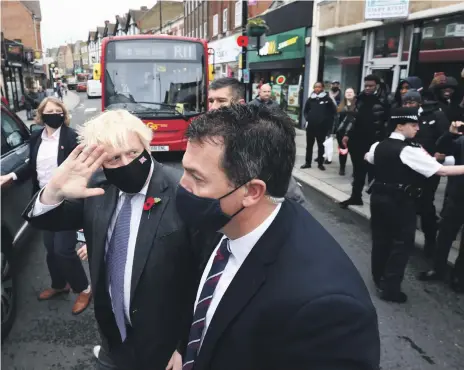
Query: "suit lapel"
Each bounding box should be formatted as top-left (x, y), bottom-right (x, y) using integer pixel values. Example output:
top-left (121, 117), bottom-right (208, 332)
top-left (90, 185), bottom-right (118, 291)
top-left (195, 202), bottom-right (292, 368)
top-left (31, 132), bottom-right (42, 164)
top-left (57, 126), bottom-right (68, 165)
top-left (130, 162), bottom-right (170, 305)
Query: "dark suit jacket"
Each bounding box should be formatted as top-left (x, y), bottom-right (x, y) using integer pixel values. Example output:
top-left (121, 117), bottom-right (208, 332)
top-left (15, 124), bottom-right (78, 195)
top-left (22, 161), bottom-right (203, 370)
top-left (193, 200), bottom-right (380, 370)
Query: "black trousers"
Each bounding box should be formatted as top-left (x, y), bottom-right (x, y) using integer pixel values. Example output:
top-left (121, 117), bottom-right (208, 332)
top-left (432, 199), bottom-right (464, 276)
top-left (416, 175), bottom-right (441, 246)
top-left (370, 192), bottom-right (416, 292)
top-left (348, 142), bottom-right (374, 200)
top-left (336, 134), bottom-right (348, 170)
top-left (43, 230), bottom-right (88, 293)
top-left (305, 128), bottom-right (326, 166)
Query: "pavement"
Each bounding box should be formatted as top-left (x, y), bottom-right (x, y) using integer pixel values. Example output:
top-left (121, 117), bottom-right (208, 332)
top-left (3, 95), bottom-right (463, 369)
top-left (292, 128), bottom-right (460, 265)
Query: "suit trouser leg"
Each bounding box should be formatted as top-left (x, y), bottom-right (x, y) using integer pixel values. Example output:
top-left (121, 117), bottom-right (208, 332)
top-left (370, 194), bottom-right (394, 286)
top-left (418, 175), bottom-right (441, 249)
top-left (452, 228), bottom-right (464, 283)
top-left (305, 129), bottom-right (316, 165)
top-left (47, 230), bottom-right (89, 293)
top-left (382, 197), bottom-right (417, 293)
top-left (43, 231), bottom-right (68, 290)
top-left (315, 132), bottom-right (326, 166)
top-left (433, 201), bottom-right (464, 275)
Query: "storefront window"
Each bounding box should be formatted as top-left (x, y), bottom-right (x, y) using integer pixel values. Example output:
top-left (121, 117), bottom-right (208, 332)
top-left (252, 69), bottom-right (303, 125)
top-left (401, 25), bottom-right (413, 62)
top-left (417, 14), bottom-right (464, 88)
top-left (373, 25), bottom-right (400, 58)
top-left (322, 31), bottom-right (363, 93)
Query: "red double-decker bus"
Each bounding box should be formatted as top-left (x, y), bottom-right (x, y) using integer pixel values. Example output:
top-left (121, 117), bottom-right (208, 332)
top-left (100, 35), bottom-right (209, 152)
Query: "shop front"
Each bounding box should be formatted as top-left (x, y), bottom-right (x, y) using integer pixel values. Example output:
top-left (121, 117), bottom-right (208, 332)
top-left (1, 39), bottom-right (25, 112)
top-left (317, 4), bottom-right (464, 95)
top-left (248, 27), bottom-right (307, 124)
top-left (208, 34), bottom-right (242, 81)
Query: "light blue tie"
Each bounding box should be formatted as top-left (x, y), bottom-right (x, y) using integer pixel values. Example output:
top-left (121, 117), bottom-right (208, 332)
top-left (106, 194), bottom-right (133, 342)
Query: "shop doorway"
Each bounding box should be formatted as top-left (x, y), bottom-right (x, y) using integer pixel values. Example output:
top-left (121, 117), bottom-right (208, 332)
top-left (363, 25), bottom-right (413, 93)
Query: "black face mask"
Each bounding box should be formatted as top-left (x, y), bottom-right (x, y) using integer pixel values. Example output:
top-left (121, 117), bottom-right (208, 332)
top-left (175, 183), bottom-right (246, 232)
top-left (42, 113), bottom-right (64, 129)
top-left (331, 87), bottom-right (340, 92)
top-left (103, 150), bottom-right (151, 194)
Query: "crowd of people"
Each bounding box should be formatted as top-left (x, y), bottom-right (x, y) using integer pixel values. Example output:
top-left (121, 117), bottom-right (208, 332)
top-left (300, 71), bottom-right (464, 302)
top-left (0, 72), bottom-right (463, 370)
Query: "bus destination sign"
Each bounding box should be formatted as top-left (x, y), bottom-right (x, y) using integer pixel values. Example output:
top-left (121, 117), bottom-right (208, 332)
top-left (115, 41), bottom-right (199, 61)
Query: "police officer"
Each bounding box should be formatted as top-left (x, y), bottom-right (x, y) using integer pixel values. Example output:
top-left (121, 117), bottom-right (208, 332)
top-left (402, 90), bottom-right (450, 257)
top-left (365, 107), bottom-right (464, 303)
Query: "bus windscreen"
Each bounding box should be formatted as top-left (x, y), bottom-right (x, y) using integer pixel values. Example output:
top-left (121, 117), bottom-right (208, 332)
top-left (103, 39), bottom-right (206, 115)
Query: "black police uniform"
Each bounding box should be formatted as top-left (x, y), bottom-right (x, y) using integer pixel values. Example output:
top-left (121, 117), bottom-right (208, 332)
top-left (370, 138), bottom-right (425, 300)
top-left (366, 107), bottom-right (444, 303)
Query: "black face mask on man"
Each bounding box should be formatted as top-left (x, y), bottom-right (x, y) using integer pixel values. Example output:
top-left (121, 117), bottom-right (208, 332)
top-left (42, 113), bottom-right (64, 129)
top-left (103, 150), bottom-right (151, 194)
top-left (175, 182), bottom-right (247, 232)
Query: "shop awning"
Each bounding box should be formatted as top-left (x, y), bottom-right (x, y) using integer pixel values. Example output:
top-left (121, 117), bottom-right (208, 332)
top-left (249, 58), bottom-right (304, 71)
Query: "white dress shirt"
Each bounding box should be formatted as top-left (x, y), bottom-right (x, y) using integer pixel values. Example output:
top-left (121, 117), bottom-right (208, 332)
top-left (12, 127), bottom-right (61, 184)
top-left (30, 162), bottom-right (154, 324)
top-left (195, 202), bottom-right (282, 346)
top-left (365, 132), bottom-right (442, 178)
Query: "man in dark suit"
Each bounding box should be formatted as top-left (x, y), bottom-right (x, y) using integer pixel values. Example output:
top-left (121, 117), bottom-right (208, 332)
top-left (22, 109), bottom-right (201, 370)
top-left (176, 104), bottom-right (380, 370)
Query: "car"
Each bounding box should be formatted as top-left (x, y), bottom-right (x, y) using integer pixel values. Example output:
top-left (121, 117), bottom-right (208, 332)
top-left (76, 82), bottom-right (87, 93)
top-left (1, 102), bottom-right (35, 341)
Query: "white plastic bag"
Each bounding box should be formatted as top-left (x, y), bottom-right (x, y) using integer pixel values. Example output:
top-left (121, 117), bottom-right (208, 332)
top-left (323, 136), bottom-right (334, 162)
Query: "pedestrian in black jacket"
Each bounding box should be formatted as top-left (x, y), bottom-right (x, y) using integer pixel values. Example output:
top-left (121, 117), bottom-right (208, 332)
top-left (340, 74), bottom-right (390, 208)
top-left (388, 76), bottom-right (423, 109)
top-left (402, 90), bottom-right (450, 257)
top-left (419, 122), bottom-right (464, 293)
top-left (334, 87), bottom-right (356, 176)
top-left (301, 82), bottom-right (337, 171)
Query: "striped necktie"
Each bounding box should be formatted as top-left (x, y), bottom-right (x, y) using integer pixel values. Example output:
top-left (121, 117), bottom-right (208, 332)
top-left (182, 238), bottom-right (231, 370)
top-left (106, 193), bottom-right (134, 342)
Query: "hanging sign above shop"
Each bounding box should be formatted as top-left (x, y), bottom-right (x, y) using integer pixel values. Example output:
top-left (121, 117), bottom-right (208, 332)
top-left (259, 35), bottom-right (301, 56)
top-left (276, 75), bottom-right (286, 85)
top-left (365, 0), bottom-right (409, 20)
top-left (259, 40), bottom-right (281, 56)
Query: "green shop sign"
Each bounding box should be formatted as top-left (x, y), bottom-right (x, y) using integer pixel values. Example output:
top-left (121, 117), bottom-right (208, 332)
top-left (248, 27), bottom-right (306, 64)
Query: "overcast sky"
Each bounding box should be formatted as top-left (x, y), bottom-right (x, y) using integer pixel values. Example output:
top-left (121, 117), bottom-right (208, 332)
top-left (40, 0), bottom-right (158, 49)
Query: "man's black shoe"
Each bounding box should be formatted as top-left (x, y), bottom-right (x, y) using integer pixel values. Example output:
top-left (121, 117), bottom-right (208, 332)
top-left (379, 290), bottom-right (408, 303)
top-left (318, 164), bottom-right (326, 171)
top-left (339, 198), bottom-right (363, 209)
top-left (300, 163), bottom-right (311, 169)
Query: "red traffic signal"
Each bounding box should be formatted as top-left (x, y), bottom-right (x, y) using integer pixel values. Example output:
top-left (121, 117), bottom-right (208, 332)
top-left (236, 35), bottom-right (249, 47)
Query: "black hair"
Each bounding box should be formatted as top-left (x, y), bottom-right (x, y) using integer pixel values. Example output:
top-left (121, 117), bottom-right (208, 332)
top-left (209, 77), bottom-right (244, 100)
top-left (186, 104), bottom-right (296, 198)
top-left (314, 81), bottom-right (324, 88)
top-left (364, 74), bottom-right (381, 84)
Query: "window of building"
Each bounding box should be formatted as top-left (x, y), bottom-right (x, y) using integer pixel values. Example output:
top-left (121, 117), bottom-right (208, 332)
top-left (322, 31), bottom-right (364, 92)
top-left (235, 1), bottom-right (242, 28)
top-left (204, 22), bottom-right (207, 38)
top-left (223, 8), bottom-right (228, 33)
top-left (373, 25), bottom-right (400, 58)
top-left (213, 14), bottom-right (219, 36)
top-left (417, 13), bottom-right (464, 88)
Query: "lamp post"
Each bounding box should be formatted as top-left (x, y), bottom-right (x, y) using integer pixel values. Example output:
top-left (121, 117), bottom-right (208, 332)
top-left (159, 0), bottom-right (163, 34)
top-left (240, 0), bottom-right (248, 85)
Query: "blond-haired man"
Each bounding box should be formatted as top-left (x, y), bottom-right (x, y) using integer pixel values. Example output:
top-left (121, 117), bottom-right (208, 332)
top-left (23, 109), bottom-right (200, 370)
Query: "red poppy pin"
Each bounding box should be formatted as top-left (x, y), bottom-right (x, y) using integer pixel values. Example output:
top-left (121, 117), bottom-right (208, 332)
top-left (143, 197), bottom-right (161, 219)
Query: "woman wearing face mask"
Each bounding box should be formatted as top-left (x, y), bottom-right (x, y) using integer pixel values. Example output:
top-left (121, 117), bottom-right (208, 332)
top-left (334, 88), bottom-right (356, 176)
top-left (0, 97), bottom-right (92, 315)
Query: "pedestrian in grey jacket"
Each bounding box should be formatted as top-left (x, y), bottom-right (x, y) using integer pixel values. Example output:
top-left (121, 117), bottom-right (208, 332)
top-left (249, 83), bottom-right (281, 110)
